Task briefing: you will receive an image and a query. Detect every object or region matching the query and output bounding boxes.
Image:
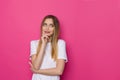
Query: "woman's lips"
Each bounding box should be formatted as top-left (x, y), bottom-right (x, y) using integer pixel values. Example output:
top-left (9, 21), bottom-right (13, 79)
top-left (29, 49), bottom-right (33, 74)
top-left (44, 31), bottom-right (50, 34)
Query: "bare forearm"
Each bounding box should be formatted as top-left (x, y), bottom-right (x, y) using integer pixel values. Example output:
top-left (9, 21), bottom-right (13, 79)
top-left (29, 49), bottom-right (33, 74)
top-left (33, 44), bottom-right (46, 70)
top-left (36, 68), bottom-right (63, 76)
top-left (30, 60), bottom-right (65, 76)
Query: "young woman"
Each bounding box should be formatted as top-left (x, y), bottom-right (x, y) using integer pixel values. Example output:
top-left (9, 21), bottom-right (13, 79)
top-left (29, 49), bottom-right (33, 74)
top-left (29, 15), bottom-right (68, 80)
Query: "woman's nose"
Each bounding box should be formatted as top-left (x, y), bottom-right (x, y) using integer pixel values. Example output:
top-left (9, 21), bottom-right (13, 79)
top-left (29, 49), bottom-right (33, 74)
top-left (46, 26), bottom-right (49, 30)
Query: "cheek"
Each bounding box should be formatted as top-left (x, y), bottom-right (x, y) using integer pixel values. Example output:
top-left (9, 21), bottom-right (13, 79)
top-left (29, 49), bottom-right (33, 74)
top-left (42, 28), bottom-right (45, 33)
top-left (50, 28), bottom-right (55, 33)
top-left (42, 27), bottom-right (45, 30)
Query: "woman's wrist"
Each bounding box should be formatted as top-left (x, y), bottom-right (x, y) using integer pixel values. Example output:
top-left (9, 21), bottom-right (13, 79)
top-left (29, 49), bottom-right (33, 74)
top-left (41, 42), bottom-right (47, 47)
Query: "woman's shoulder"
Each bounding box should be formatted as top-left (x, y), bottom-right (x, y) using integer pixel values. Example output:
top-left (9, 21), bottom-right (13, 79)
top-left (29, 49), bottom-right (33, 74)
top-left (30, 39), bottom-right (39, 44)
top-left (58, 39), bottom-right (66, 44)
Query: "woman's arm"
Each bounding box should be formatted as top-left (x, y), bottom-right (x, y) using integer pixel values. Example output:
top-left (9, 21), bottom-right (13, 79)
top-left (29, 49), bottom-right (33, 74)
top-left (31, 43), bottom-right (46, 70)
top-left (29, 59), bottom-right (66, 76)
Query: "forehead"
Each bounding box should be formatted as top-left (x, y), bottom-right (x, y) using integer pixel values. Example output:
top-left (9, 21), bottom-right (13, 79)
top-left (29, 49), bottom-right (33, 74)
top-left (44, 18), bottom-right (54, 24)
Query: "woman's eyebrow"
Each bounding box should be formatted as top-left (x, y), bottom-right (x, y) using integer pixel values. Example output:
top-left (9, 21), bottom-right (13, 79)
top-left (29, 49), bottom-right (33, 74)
top-left (49, 23), bottom-right (54, 25)
top-left (43, 23), bottom-right (47, 25)
top-left (43, 22), bottom-right (54, 26)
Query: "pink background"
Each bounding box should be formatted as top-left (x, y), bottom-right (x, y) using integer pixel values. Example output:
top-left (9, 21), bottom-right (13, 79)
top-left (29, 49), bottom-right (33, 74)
top-left (0, 0), bottom-right (120, 80)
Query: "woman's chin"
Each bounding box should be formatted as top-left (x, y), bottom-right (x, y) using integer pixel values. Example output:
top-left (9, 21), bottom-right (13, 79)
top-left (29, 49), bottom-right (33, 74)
top-left (46, 34), bottom-right (51, 37)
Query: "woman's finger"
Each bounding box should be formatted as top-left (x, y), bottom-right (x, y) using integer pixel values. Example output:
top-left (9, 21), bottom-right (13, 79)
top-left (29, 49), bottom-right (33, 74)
top-left (29, 62), bottom-right (36, 73)
top-left (30, 67), bottom-right (38, 73)
top-left (44, 35), bottom-right (49, 40)
top-left (28, 61), bottom-right (33, 68)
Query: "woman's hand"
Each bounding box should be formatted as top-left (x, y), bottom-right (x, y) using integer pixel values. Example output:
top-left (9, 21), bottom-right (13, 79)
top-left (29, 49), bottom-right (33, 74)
top-left (41, 33), bottom-right (50, 45)
top-left (29, 61), bottom-right (39, 74)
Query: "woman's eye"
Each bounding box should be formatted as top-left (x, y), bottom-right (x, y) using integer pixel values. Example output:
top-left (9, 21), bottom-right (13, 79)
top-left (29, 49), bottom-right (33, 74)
top-left (43, 23), bottom-right (54, 27)
top-left (43, 23), bottom-right (47, 26)
top-left (49, 24), bottom-right (54, 27)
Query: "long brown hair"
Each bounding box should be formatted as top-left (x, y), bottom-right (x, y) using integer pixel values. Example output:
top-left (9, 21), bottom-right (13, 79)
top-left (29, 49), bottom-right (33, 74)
top-left (36, 15), bottom-right (60, 61)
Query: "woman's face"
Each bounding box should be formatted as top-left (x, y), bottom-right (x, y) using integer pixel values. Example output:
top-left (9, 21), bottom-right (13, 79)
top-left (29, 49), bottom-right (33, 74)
top-left (42, 18), bottom-right (55, 37)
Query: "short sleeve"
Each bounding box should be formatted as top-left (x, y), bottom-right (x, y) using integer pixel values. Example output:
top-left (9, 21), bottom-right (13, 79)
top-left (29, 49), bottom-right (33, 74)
top-left (30, 40), bottom-right (38, 57)
top-left (57, 39), bottom-right (68, 62)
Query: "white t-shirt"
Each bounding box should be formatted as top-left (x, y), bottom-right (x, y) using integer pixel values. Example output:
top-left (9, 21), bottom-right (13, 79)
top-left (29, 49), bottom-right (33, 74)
top-left (30, 39), bottom-right (68, 80)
